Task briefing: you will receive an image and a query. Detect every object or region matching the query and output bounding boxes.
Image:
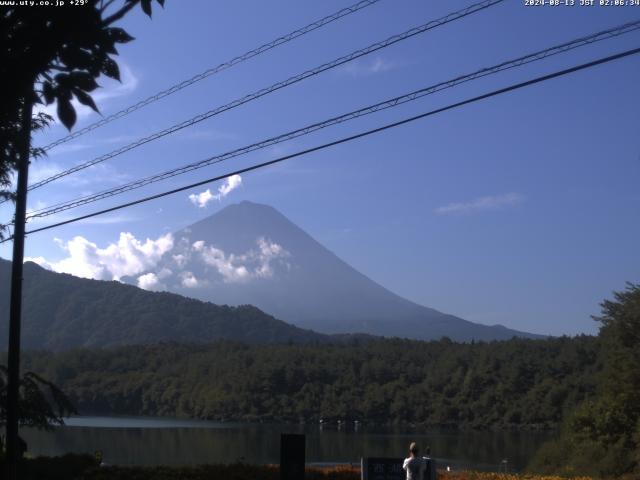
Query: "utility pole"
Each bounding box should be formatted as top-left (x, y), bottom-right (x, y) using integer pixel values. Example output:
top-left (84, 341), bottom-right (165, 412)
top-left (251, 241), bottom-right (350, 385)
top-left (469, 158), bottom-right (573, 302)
top-left (5, 93), bottom-right (33, 480)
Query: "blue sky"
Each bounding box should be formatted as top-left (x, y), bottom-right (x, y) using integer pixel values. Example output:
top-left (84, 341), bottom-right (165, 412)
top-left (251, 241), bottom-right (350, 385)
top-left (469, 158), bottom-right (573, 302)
top-left (2, 0), bottom-right (639, 336)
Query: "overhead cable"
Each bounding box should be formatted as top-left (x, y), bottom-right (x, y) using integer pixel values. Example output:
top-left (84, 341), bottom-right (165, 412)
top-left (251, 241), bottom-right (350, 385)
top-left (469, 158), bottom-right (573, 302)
top-left (39, 0), bottom-right (384, 152)
top-left (25, 20), bottom-right (640, 221)
top-left (11, 46), bottom-right (638, 240)
top-left (27, 0), bottom-right (505, 191)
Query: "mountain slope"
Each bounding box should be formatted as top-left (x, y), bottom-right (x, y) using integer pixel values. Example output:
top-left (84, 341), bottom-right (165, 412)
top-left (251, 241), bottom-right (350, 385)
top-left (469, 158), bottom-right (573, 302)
top-left (143, 201), bottom-right (542, 341)
top-left (0, 259), bottom-right (328, 350)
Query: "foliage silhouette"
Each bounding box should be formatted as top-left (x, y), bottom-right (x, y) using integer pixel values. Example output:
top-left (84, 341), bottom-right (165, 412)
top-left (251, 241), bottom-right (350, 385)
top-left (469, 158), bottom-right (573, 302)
top-left (0, 0), bottom-right (165, 230)
top-left (528, 283), bottom-right (640, 478)
top-left (0, 364), bottom-right (76, 448)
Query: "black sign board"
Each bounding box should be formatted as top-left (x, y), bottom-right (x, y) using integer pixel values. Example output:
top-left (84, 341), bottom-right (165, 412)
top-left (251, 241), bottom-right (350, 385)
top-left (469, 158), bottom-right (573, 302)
top-left (280, 433), bottom-right (305, 480)
top-left (362, 457), bottom-right (404, 480)
top-left (362, 457), bottom-right (438, 480)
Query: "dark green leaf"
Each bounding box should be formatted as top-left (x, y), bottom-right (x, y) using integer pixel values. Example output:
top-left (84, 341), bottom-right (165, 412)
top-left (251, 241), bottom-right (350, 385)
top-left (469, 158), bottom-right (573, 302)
top-left (70, 71), bottom-right (99, 92)
top-left (57, 97), bottom-right (77, 130)
top-left (73, 88), bottom-right (100, 113)
top-left (156, 0), bottom-right (165, 6)
top-left (32, 112), bottom-right (54, 131)
top-left (42, 82), bottom-right (55, 104)
top-left (30, 147), bottom-right (47, 159)
top-left (87, 63), bottom-right (101, 77)
top-left (106, 27), bottom-right (135, 44)
top-left (86, 52), bottom-right (107, 76)
top-left (54, 73), bottom-right (72, 88)
top-left (101, 57), bottom-right (120, 81)
top-left (101, 40), bottom-right (119, 55)
top-left (59, 47), bottom-right (94, 69)
top-left (57, 87), bottom-right (72, 102)
top-left (141, 0), bottom-right (152, 17)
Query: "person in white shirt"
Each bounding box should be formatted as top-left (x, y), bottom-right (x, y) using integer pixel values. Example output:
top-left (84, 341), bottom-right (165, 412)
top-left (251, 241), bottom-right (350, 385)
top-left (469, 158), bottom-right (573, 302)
top-left (402, 442), bottom-right (426, 480)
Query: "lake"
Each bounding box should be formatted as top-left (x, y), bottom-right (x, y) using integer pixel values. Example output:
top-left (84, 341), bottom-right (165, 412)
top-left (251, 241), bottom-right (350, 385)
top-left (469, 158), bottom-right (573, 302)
top-left (21, 416), bottom-right (554, 472)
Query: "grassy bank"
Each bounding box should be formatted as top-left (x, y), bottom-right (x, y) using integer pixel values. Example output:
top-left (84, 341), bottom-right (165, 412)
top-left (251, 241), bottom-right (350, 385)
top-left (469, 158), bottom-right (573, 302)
top-left (2, 456), bottom-right (599, 480)
top-left (83, 464), bottom-right (597, 480)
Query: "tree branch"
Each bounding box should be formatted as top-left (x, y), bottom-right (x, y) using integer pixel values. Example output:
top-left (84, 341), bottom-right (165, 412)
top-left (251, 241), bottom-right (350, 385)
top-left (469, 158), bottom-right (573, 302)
top-left (100, 0), bottom-right (118, 13)
top-left (103, 1), bottom-right (138, 26)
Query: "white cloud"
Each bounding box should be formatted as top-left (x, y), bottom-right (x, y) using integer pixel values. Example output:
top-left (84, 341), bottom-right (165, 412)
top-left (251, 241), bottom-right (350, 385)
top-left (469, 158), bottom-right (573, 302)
top-left (27, 199), bottom-right (127, 225)
top-left (194, 237), bottom-right (289, 283)
top-left (137, 268), bottom-right (172, 291)
top-left (26, 210), bottom-right (136, 227)
top-left (101, 134), bottom-right (144, 144)
top-left (178, 129), bottom-right (238, 142)
top-left (370, 57), bottom-right (394, 73)
top-left (218, 174), bottom-right (242, 197)
top-left (137, 272), bottom-right (161, 290)
top-left (188, 174), bottom-right (242, 208)
top-left (27, 163), bottom-right (64, 185)
top-left (24, 256), bottom-right (54, 270)
top-left (198, 244), bottom-right (250, 283)
top-left (255, 238), bottom-right (287, 278)
top-left (92, 63), bottom-right (139, 105)
top-left (435, 193), bottom-right (524, 215)
top-left (189, 189), bottom-right (214, 208)
top-left (340, 56), bottom-right (395, 76)
top-left (172, 253), bottom-right (188, 267)
top-left (46, 143), bottom-right (93, 156)
top-left (25, 199), bottom-right (48, 217)
top-left (158, 268), bottom-right (173, 279)
top-left (34, 232), bottom-right (174, 281)
top-left (180, 271), bottom-right (200, 288)
top-left (27, 161), bottom-right (130, 191)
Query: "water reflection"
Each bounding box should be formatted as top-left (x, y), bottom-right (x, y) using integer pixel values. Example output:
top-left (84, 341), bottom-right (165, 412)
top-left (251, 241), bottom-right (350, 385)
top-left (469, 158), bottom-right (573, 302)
top-left (21, 417), bottom-right (553, 472)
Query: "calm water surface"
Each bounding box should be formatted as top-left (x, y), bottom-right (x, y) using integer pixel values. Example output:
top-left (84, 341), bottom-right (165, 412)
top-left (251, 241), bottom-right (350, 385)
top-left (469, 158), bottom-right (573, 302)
top-left (21, 416), bottom-right (553, 472)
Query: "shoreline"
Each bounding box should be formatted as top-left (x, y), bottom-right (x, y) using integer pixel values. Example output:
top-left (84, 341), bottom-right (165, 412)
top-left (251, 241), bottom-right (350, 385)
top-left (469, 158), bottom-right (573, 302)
top-left (56, 413), bottom-right (561, 433)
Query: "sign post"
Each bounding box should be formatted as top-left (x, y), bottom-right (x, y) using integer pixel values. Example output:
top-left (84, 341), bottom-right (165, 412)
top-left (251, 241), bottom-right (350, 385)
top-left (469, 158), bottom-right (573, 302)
top-left (280, 433), bottom-right (305, 480)
top-left (361, 457), bottom-right (405, 480)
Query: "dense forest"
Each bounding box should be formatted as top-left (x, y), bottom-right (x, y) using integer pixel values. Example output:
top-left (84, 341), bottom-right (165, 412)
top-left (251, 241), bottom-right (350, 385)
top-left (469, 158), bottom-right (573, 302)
top-left (19, 335), bottom-right (600, 430)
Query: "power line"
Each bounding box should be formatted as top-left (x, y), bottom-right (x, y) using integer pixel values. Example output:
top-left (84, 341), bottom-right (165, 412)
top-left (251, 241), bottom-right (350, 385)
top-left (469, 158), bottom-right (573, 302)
top-left (39, 0), bottom-right (384, 152)
top-left (27, 0), bottom-right (505, 192)
top-left (25, 20), bottom-right (640, 221)
top-left (11, 46), bottom-right (639, 240)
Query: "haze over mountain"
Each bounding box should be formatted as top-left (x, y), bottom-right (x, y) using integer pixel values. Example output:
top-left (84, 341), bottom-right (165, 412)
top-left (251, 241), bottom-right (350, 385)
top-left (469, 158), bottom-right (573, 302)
top-left (130, 201), bottom-right (542, 341)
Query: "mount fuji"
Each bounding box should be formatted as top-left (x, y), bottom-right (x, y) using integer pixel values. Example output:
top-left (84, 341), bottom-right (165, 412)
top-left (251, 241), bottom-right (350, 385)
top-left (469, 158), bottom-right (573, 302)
top-left (131, 201), bottom-right (542, 341)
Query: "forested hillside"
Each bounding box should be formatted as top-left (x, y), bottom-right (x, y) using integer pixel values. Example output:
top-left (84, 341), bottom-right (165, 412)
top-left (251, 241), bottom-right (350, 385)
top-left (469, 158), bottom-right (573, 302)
top-left (20, 336), bottom-right (600, 429)
top-left (0, 260), bottom-right (328, 349)
top-left (529, 283), bottom-right (640, 477)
